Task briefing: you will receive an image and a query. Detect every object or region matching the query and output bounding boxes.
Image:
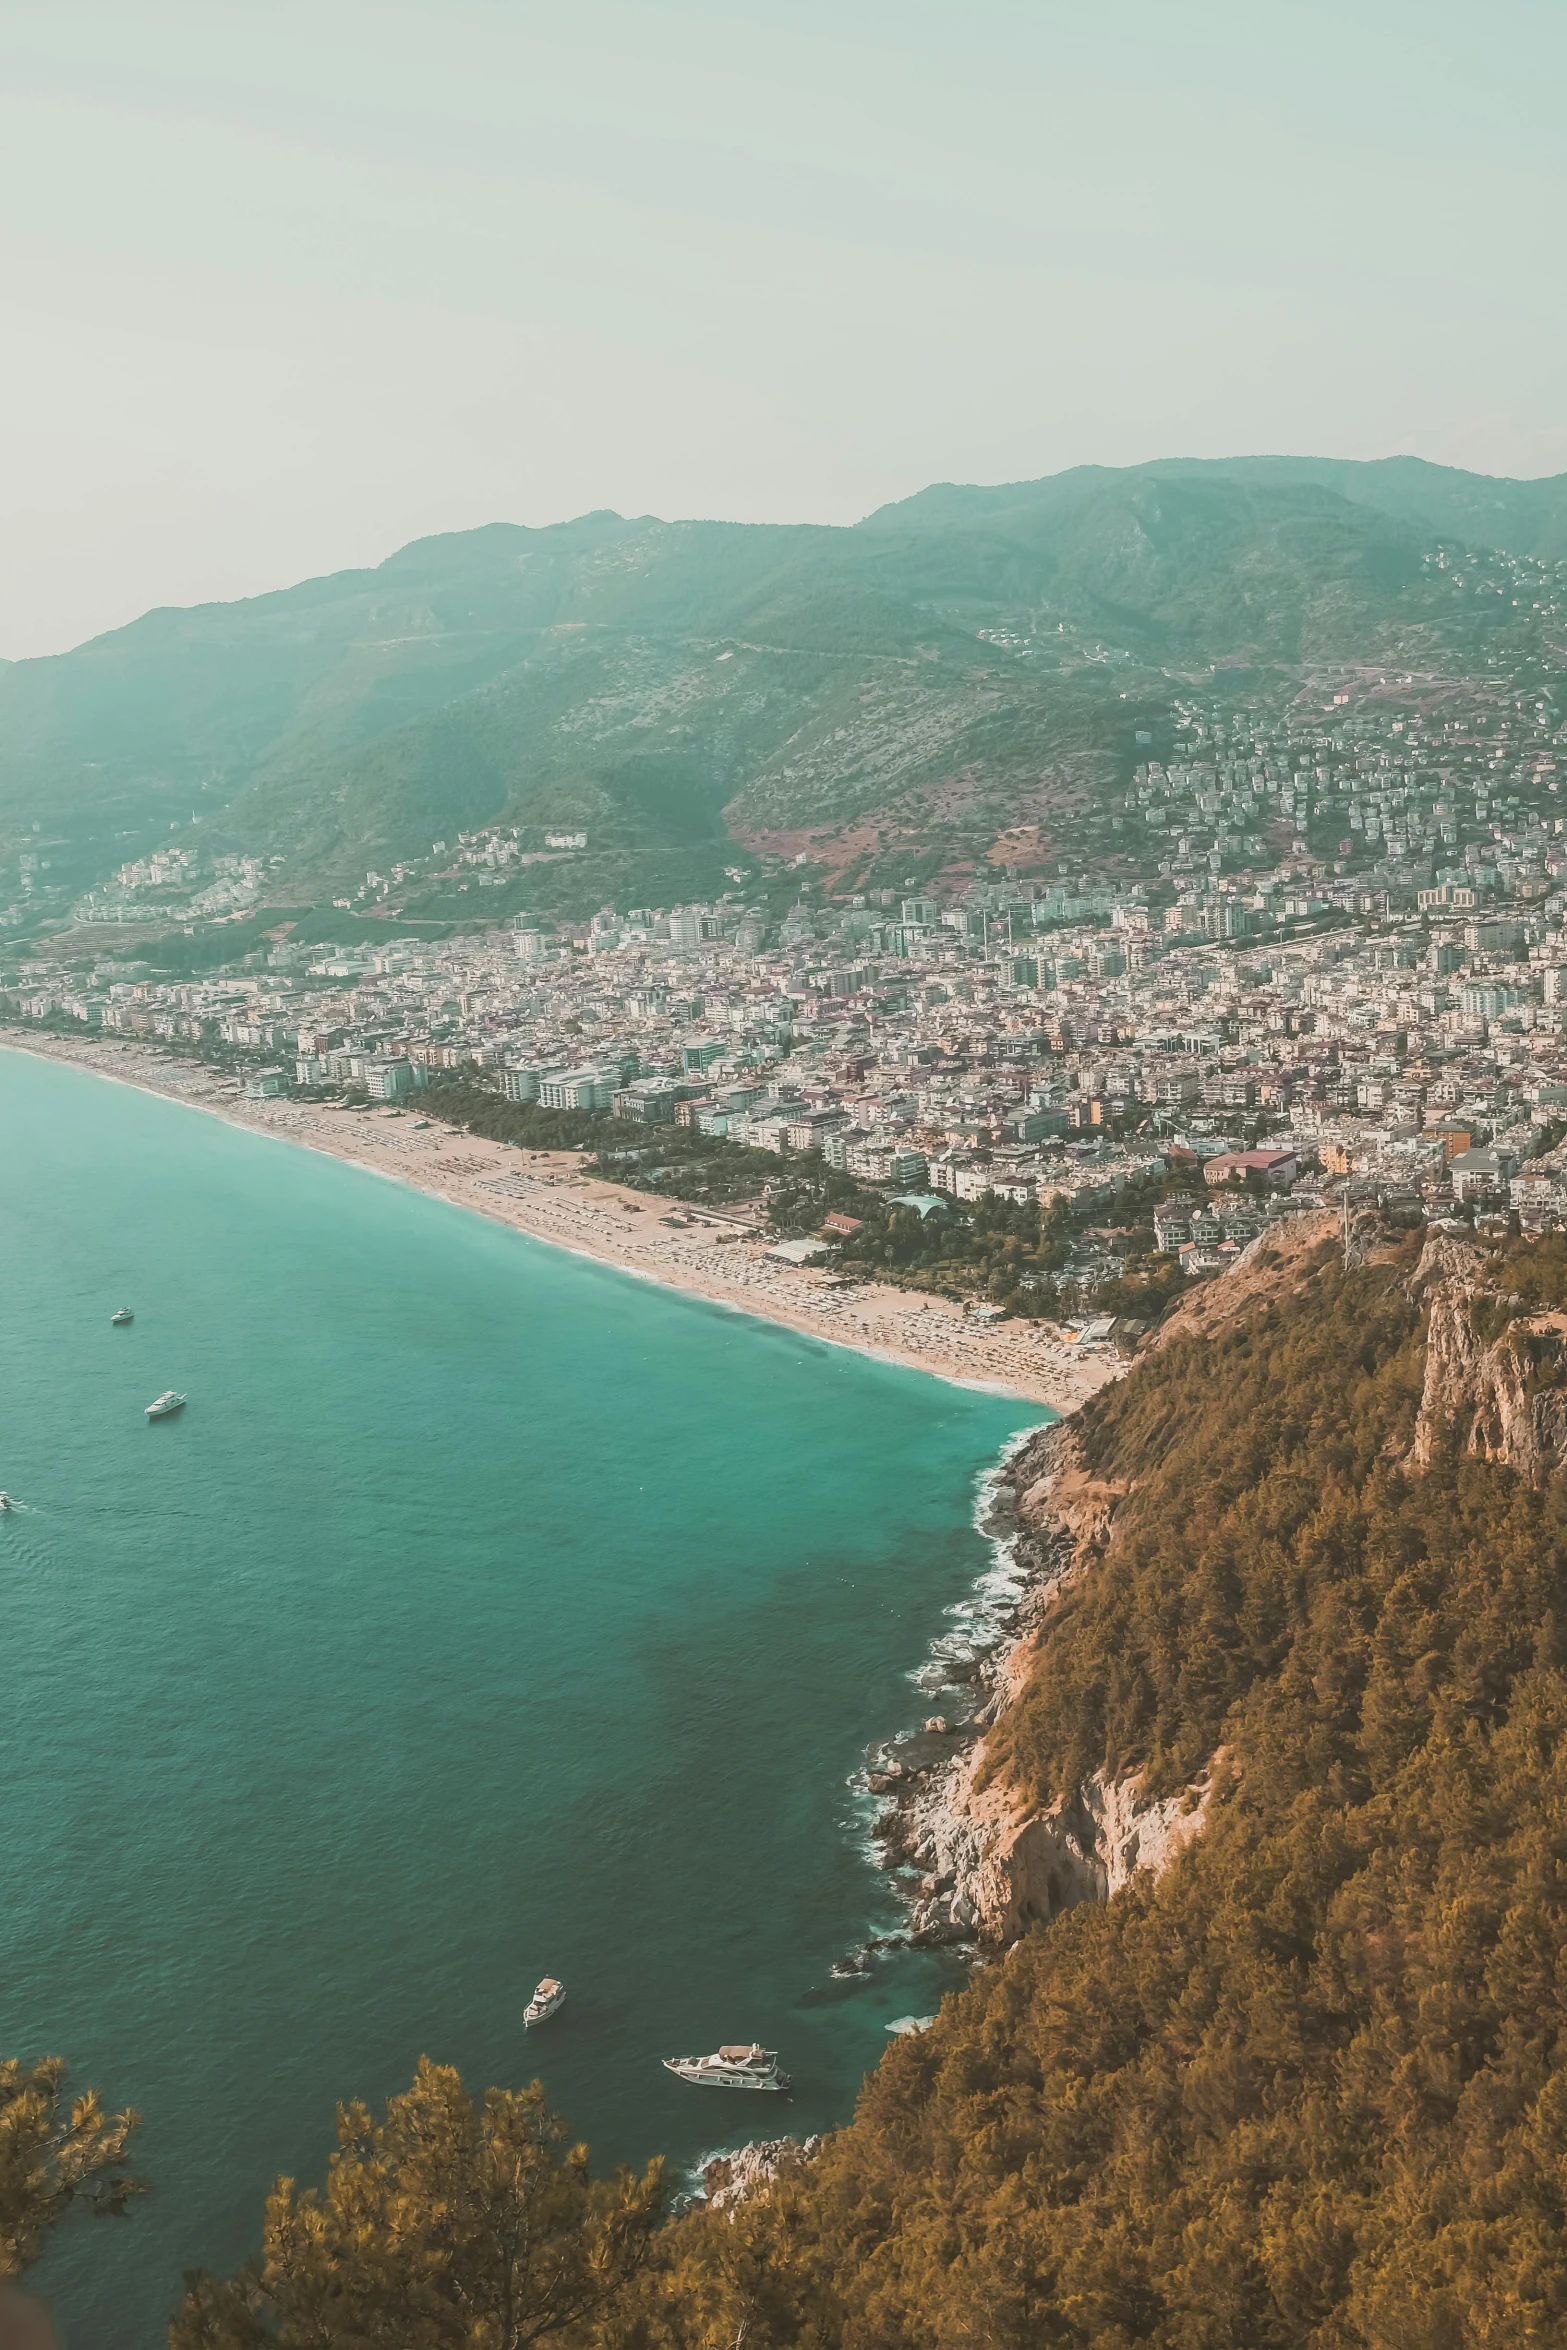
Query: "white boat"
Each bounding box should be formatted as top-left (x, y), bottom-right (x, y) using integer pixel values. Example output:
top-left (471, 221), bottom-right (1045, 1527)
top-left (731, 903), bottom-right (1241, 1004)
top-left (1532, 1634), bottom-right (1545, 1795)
top-left (662, 2044), bottom-right (790, 2091)
top-left (525, 1977), bottom-right (565, 2027)
top-left (145, 1391), bottom-right (187, 1420)
top-left (110, 1307), bottom-right (134, 1326)
top-left (0, 1493), bottom-right (12, 1511)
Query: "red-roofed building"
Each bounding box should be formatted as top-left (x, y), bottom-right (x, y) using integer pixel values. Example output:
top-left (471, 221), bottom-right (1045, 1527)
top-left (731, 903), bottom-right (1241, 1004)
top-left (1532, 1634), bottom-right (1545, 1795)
top-left (1203, 1148), bottom-right (1299, 1189)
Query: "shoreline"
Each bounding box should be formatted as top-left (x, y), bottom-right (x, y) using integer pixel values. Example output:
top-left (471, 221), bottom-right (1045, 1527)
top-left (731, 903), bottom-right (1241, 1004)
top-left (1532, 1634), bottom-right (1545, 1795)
top-left (0, 1031), bottom-right (1116, 1415)
top-left (850, 1421), bottom-right (1073, 1959)
top-left (692, 1427), bottom-right (1066, 2206)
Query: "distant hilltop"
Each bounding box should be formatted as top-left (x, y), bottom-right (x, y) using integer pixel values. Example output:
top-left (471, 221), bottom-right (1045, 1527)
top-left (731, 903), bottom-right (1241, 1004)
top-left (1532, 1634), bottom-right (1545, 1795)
top-left (0, 452), bottom-right (1562, 921)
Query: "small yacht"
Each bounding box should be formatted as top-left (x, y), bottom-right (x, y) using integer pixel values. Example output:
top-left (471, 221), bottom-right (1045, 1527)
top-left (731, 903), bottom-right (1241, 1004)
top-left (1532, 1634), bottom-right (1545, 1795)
top-left (110, 1308), bottom-right (134, 1325)
top-left (145, 1391), bottom-right (187, 1420)
top-left (0, 1493), bottom-right (13, 1511)
top-left (525, 1977), bottom-right (565, 2027)
top-left (662, 2044), bottom-right (790, 2092)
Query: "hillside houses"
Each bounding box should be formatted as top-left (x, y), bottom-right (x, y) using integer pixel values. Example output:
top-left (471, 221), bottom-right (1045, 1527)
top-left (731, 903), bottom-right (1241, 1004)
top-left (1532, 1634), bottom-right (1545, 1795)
top-left (11, 669), bottom-right (1567, 1252)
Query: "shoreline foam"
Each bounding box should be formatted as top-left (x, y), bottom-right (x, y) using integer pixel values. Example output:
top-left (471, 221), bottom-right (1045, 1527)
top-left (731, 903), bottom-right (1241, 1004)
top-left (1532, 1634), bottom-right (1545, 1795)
top-left (850, 1420), bottom-right (1074, 1956)
top-left (1, 1031), bottom-right (1116, 1415)
top-left (831, 1422), bottom-right (1064, 1974)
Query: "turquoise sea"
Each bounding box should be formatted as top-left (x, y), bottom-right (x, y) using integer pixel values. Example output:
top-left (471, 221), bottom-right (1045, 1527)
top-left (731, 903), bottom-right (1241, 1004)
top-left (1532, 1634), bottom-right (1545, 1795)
top-left (0, 1047), bottom-right (1040, 2345)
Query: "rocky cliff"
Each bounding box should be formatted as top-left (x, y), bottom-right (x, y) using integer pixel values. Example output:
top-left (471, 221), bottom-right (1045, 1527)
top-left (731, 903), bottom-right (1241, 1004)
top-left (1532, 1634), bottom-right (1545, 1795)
top-left (1411, 1230), bottom-right (1567, 1475)
top-left (876, 1420), bottom-right (1214, 1947)
top-left (896, 1741), bottom-right (1216, 1945)
top-left (878, 1220), bottom-right (1567, 1955)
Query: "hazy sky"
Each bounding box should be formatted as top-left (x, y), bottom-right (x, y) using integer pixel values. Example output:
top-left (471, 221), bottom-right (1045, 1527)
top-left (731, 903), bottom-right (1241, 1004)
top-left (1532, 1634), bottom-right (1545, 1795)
top-left (3, 0), bottom-right (1564, 658)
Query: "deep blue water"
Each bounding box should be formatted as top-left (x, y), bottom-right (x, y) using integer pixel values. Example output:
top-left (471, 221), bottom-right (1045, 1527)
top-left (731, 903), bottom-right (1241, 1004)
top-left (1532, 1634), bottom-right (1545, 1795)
top-left (0, 1048), bottom-right (1040, 2344)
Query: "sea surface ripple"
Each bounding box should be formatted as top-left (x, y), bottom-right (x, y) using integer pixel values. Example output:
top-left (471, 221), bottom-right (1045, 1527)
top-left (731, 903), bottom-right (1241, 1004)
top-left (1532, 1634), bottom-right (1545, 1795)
top-left (0, 1048), bottom-right (1041, 2344)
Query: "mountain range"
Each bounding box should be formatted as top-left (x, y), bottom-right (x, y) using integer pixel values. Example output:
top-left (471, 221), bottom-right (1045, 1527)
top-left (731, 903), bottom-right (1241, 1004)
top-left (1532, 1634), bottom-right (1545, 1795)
top-left (2, 454), bottom-right (1562, 912)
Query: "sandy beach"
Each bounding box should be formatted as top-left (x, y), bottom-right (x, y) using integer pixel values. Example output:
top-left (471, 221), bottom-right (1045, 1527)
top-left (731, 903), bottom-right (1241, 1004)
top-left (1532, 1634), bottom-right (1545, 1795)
top-left (1, 1031), bottom-right (1117, 1414)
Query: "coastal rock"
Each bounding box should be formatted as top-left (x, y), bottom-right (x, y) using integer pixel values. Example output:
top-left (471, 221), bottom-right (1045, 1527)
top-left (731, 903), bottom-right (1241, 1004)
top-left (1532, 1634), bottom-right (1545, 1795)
top-left (701, 2135), bottom-right (822, 2214)
top-left (873, 1415), bottom-right (1216, 1949)
top-left (909, 1893), bottom-right (968, 1945)
top-left (901, 1747), bottom-right (1216, 1942)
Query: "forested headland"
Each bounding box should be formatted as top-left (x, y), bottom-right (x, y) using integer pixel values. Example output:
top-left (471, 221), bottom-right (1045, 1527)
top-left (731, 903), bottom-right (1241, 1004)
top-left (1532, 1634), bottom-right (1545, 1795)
top-left (12, 1223), bottom-right (1567, 2345)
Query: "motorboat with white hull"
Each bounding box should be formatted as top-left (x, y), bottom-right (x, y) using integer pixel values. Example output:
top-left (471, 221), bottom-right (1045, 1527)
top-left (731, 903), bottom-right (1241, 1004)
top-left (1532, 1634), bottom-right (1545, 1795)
top-left (110, 1308), bottom-right (133, 1325)
top-left (145, 1391), bottom-right (187, 1420)
top-left (525, 1977), bottom-right (565, 2027)
top-left (662, 2045), bottom-right (789, 2091)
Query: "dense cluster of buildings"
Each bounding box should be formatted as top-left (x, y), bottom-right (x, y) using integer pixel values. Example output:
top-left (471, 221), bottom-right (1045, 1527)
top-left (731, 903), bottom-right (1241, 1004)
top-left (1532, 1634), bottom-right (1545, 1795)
top-left (10, 671), bottom-right (1567, 1278)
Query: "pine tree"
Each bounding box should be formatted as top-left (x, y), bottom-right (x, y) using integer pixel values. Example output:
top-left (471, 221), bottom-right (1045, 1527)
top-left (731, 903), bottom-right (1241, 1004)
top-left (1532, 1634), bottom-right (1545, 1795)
top-left (0, 2057), bottom-right (142, 2284)
top-left (171, 2059), bottom-right (662, 2350)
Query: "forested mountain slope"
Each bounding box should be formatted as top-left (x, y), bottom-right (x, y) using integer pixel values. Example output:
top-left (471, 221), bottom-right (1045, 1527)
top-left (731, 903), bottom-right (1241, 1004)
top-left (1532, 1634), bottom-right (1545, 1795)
top-left (630, 1226), bottom-right (1567, 2347)
top-left (0, 458), bottom-right (1551, 899)
top-left (875, 454), bottom-right (1567, 566)
top-left (1177, 454), bottom-right (1567, 564)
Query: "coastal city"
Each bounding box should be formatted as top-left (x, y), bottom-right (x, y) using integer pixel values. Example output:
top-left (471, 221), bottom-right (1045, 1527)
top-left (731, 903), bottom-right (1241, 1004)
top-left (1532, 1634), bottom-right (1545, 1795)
top-left (7, 664), bottom-right (1567, 1393)
top-left (10, 5), bottom-right (1567, 2336)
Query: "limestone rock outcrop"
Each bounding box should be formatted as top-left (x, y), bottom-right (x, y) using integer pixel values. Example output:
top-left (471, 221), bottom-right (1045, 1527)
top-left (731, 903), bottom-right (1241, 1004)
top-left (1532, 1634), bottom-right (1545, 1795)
top-left (898, 1740), bottom-right (1215, 1944)
top-left (877, 1416), bottom-right (1215, 1948)
top-left (1410, 1231), bottom-right (1567, 1475)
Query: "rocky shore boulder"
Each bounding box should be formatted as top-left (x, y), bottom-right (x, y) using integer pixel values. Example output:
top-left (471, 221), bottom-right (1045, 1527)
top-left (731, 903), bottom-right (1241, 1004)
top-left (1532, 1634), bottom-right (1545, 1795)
top-left (701, 2134), bottom-right (822, 2214)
